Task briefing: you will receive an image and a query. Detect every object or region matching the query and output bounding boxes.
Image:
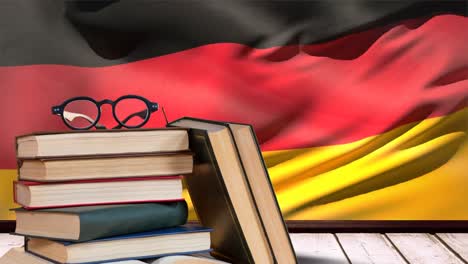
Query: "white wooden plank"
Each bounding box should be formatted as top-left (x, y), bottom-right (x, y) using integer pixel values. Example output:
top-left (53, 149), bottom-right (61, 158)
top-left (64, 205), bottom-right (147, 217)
top-left (290, 233), bottom-right (348, 264)
top-left (0, 246), bottom-right (11, 258)
top-left (0, 234), bottom-right (23, 247)
top-left (436, 233), bottom-right (468, 261)
top-left (387, 233), bottom-right (463, 264)
top-left (0, 234), bottom-right (24, 258)
top-left (336, 233), bottom-right (406, 264)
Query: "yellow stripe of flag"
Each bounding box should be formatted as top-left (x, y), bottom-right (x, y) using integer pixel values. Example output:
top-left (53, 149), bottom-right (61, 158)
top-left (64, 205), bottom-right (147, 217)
top-left (1, 108), bottom-right (467, 220)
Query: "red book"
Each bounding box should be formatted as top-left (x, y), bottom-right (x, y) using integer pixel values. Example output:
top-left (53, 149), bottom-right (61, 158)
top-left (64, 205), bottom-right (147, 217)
top-left (14, 176), bottom-right (184, 209)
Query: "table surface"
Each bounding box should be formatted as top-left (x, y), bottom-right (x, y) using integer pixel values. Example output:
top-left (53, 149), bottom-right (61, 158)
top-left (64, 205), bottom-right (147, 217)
top-left (1, 233), bottom-right (467, 263)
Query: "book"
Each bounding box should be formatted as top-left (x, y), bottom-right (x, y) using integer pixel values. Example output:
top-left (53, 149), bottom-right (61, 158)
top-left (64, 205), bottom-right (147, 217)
top-left (224, 121), bottom-right (296, 263)
top-left (0, 247), bottom-right (147, 264)
top-left (16, 128), bottom-right (188, 159)
top-left (150, 255), bottom-right (229, 264)
top-left (169, 118), bottom-right (296, 264)
top-left (25, 226), bottom-right (212, 264)
top-left (18, 153), bottom-right (193, 182)
top-left (14, 202), bottom-right (188, 242)
top-left (14, 176), bottom-right (183, 209)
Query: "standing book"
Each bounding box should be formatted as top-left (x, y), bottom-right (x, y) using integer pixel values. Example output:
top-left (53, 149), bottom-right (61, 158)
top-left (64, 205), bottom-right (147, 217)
top-left (169, 117), bottom-right (296, 264)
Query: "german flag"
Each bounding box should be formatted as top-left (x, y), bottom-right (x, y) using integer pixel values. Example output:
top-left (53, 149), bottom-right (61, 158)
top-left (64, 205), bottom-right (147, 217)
top-left (1, 1), bottom-right (467, 220)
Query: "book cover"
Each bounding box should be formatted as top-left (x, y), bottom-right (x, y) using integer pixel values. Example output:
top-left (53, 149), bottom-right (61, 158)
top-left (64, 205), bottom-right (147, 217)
top-left (149, 255), bottom-right (229, 264)
top-left (43, 226), bottom-right (212, 245)
top-left (168, 117), bottom-right (297, 264)
top-left (17, 151), bottom-right (193, 161)
top-left (168, 121), bottom-right (255, 263)
top-left (16, 128), bottom-right (190, 159)
top-left (15, 175), bottom-right (182, 186)
top-left (14, 176), bottom-right (184, 209)
top-left (14, 201), bottom-right (188, 242)
top-left (18, 153), bottom-right (193, 182)
top-left (25, 226), bottom-right (213, 264)
top-left (16, 127), bottom-right (187, 138)
top-left (0, 248), bottom-right (148, 264)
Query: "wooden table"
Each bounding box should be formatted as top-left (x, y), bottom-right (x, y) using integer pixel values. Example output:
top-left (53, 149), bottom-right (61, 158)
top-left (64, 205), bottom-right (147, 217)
top-left (292, 233), bottom-right (468, 264)
top-left (1, 233), bottom-right (467, 263)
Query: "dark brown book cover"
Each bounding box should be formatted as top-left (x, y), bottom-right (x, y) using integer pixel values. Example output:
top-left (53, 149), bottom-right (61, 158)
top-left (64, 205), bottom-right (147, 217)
top-left (168, 125), bottom-right (254, 263)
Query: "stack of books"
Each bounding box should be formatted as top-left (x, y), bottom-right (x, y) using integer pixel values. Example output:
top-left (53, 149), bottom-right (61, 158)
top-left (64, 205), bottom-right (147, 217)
top-left (1, 118), bottom-right (298, 264)
top-left (8, 129), bottom-right (212, 264)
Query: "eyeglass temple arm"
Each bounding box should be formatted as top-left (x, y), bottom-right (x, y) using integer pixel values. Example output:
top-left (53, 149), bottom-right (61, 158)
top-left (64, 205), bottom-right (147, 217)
top-left (113, 109), bottom-right (148, 129)
top-left (62, 111), bottom-right (106, 129)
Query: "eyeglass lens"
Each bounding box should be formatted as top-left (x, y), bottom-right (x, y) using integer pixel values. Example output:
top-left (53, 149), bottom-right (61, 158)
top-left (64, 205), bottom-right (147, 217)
top-left (114, 98), bottom-right (149, 127)
top-left (63, 99), bottom-right (99, 129)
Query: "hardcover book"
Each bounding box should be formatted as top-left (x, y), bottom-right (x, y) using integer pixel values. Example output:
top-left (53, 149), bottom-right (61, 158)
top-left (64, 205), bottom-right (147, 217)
top-left (150, 255), bottom-right (229, 264)
top-left (16, 128), bottom-right (189, 158)
top-left (224, 121), bottom-right (296, 263)
top-left (25, 226), bottom-right (212, 264)
top-left (169, 118), bottom-right (296, 264)
top-left (0, 248), bottom-right (147, 264)
top-left (14, 176), bottom-right (183, 209)
top-left (14, 202), bottom-right (188, 242)
top-left (18, 152), bottom-right (193, 182)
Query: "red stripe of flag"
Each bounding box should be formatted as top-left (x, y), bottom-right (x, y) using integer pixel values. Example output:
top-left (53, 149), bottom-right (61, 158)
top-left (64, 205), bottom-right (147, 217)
top-left (0, 15), bottom-right (466, 169)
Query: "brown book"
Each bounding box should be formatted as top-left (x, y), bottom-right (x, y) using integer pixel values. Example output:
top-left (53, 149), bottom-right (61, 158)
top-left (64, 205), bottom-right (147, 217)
top-left (25, 226), bottom-right (212, 264)
top-left (14, 176), bottom-right (184, 209)
top-left (18, 153), bottom-right (193, 182)
top-left (13, 202), bottom-right (188, 242)
top-left (0, 247), bottom-right (149, 264)
top-left (169, 118), bottom-right (296, 264)
top-left (16, 128), bottom-right (189, 159)
top-left (150, 255), bottom-right (229, 264)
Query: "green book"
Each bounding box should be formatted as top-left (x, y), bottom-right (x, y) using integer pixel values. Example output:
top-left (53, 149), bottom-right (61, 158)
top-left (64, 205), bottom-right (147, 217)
top-left (14, 202), bottom-right (188, 242)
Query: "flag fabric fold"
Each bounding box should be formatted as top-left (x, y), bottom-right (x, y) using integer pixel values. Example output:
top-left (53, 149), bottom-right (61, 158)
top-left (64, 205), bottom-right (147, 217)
top-left (0, 0), bottom-right (466, 220)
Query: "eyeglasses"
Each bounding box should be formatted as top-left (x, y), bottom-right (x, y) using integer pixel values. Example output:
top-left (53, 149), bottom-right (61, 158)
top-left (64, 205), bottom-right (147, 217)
top-left (51, 95), bottom-right (159, 130)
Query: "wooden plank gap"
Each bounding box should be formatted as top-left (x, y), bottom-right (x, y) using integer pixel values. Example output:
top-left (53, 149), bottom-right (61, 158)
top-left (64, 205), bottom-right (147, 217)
top-left (336, 233), bottom-right (406, 264)
top-left (382, 233), bottom-right (410, 264)
top-left (290, 233), bottom-right (349, 264)
top-left (333, 233), bottom-right (352, 264)
top-left (386, 233), bottom-right (463, 264)
top-left (435, 234), bottom-right (468, 264)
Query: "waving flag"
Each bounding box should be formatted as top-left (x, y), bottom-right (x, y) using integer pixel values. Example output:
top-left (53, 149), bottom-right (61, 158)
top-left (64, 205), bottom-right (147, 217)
top-left (0, 0), bottom-right (467, 220)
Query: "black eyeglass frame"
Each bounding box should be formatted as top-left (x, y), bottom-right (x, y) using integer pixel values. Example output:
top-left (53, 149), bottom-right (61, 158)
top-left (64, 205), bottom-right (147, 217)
top-left (51, 95), bottom-right (159, 130)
